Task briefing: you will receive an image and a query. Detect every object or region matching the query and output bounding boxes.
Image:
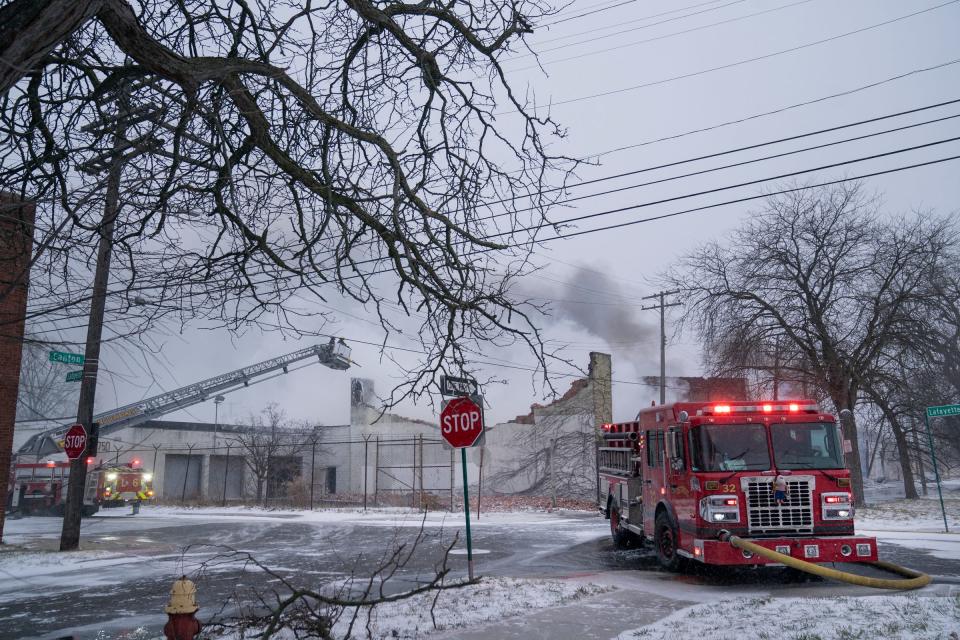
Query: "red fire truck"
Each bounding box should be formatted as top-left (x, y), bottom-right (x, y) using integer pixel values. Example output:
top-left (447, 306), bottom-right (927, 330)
top-left (599, 400), bottom-right (877, 570)
top-left (7, 458), bottom-right (154, 516)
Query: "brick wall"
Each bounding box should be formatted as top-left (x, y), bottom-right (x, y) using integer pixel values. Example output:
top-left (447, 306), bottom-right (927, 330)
top-left (0, 194), bottom-right (35, 543)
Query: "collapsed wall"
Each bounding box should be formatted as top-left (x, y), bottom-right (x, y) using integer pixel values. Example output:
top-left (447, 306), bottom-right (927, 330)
top-left (481, 352), bottom-right (612, 500)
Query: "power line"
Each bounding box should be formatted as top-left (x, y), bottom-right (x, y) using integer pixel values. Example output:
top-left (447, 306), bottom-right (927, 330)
top-left (20, 96), bottom-right (960, 326)
top-left (510, 0), bottom-right (810, 68)
top-left (489, 134), bottom-right (960, 240)
top-left (523, 110), bottom-right (960, 216)
top-left (23, 143), bottom-right (960, 343)
top-left (549, 152), bottom-right (960, 241)
top-left (540, 0), bottom-right (640, 27)
top-left (517, 1), bottom-right (959, 112)
top-left (526, 0), bottom-right (748, 48)
top-left (588, 59), bottom-right (960, 161)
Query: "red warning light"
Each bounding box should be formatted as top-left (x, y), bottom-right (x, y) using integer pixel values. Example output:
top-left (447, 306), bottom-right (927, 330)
top-left (788, 403), bottom-right (800, 412)
top-left (762, 404), bottom-right (773, 412)
top-left (713, 405), bottom-right (732, 414)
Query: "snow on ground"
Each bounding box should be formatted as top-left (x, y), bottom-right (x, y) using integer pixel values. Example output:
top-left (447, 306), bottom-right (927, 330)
top-left (613, 594), bottom-right (960, 640)
top-left (858, 496), bottom-right (960, 562)
top-left (858, 497), bottom-right (960, 532)
top-left (1, 505), bottom-right (602, 545)
top-left (330, 577), bottom-right (611, 640)
top-left (123, 577), bottom-right (610, 640)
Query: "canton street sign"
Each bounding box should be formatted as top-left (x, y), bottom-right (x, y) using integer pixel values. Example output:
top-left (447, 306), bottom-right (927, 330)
top-left (926, 404), bottom-right (960, 418)
top-left (65, 371), bottom-right (83, 382)
top-left (440, 396), bottom-right (485, 448)
top-left (50, 351), bottom-right (85, 366)
top-left (63, 423), bottom-right (88, 460)
top-left (440, 375), bottom-right (479, 397)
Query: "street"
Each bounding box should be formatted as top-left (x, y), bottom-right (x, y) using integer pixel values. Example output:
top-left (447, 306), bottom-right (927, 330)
top-left (1, 506), bottom-right (958, 639)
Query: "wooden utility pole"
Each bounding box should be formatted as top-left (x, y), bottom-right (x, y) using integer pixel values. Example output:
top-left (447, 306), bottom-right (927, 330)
top-left (59, 129), bottom-right (123, 550)
top-left (61, 75), bottom-right (162, 549)
top-left (641, 291), bottom-right (681, 405)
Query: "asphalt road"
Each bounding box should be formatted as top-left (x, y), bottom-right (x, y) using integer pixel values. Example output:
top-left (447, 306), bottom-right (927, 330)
top-left (1, 509), bottom-right (958, 640)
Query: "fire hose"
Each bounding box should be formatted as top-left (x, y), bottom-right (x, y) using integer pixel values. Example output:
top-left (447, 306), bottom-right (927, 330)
top-left (717, 531), bottom-right (931, 590)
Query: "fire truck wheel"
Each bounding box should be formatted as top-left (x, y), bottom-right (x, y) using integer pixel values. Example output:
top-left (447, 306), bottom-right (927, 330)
top-left (655, 511), bottom-right (683, 572)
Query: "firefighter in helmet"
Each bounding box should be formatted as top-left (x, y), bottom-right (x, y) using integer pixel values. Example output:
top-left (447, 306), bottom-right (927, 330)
top-left (132, 489), bottom-right (147, 515)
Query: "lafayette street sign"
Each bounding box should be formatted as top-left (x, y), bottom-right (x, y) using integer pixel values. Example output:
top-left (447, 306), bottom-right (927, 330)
top-left (926, 404), bottom-right (960, 418)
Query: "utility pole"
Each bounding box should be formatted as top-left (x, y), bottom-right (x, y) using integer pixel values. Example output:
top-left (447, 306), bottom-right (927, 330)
top-left (60, 74), bottom-right (162, 550)
top-left (641, 290), bottom-right (681, 405)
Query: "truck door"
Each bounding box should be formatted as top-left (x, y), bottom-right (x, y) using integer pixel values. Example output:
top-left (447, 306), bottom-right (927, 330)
top-left (665, 425), bottom-right (695, 529)
top-left (642, 429), bottom-right (665, 536)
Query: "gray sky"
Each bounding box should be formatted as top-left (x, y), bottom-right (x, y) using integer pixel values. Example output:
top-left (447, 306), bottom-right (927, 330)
top-left (25, 0), bottom-right (960, 434)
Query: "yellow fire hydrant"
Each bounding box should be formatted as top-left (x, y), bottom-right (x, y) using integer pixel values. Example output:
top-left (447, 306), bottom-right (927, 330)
top-left (163, 576), bottom-right (201, 640)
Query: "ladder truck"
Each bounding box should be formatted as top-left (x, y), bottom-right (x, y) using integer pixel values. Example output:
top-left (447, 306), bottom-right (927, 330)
top-left (598, 400), bottom-right (878, 571)
top-left (8, 340), bottom-right (351, 515)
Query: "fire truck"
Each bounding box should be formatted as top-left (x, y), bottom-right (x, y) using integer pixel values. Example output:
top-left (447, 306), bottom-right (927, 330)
top-left (598, 400), bottom-right (877, 570)
top-left (7, 458), bottom-right (153, 516)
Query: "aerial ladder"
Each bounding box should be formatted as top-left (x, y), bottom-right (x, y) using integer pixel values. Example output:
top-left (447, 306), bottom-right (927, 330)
top-left (17, 339), bottom-right (352, 459)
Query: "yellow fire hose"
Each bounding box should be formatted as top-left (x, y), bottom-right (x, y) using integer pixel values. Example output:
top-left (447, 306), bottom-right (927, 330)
top-left (717, 531), bottom-right (931, 590)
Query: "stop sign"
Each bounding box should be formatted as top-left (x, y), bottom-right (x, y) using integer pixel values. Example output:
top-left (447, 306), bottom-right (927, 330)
top-left (63, 423), bottom-right (87, 460)
top-left (440, 396), bottom-right (484, 448)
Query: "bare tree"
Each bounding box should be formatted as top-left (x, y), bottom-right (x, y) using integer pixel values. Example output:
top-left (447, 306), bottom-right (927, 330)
top-left (0, 0), bottom-right (575, 408)
top-left (231, 403), bottom-right (299, 506)
top-left (194, 522), bottom-right (472, 639)
top-left (15, 333), bottom-right (76, 422)
top-left (666, 182), bottom-right (955, 506)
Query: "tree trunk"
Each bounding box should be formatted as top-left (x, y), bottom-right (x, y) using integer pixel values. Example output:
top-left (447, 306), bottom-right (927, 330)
top-left (827, 380), bottom-right (865, 508)
top-left (0, 0), bottom-right (101, 95)
top-left (911, 425), bottom-right (928, 496)
top-left (863, 386), bottom-right (918, 499)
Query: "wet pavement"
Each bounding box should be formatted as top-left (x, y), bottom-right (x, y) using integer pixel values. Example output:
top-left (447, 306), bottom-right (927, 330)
top-left (0, 508), bottom-right (958, 639)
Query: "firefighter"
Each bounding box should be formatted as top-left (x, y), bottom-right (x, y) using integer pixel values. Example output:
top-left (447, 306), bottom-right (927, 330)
top-left (132, 489), bottom-right (147, 515)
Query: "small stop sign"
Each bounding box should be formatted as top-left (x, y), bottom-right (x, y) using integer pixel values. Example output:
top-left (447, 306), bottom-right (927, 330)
top-left (63, 423), bottom-right (87, 460)
top-left (440, 396), bottom-right (484, 448)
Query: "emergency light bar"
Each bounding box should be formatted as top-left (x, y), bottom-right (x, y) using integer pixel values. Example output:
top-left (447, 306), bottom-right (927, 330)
top-left (697, 402), bottom-right (819, 416)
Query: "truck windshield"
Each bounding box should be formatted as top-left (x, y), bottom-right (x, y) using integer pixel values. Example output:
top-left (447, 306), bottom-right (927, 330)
top-left (690, 424), bottom-right (770, 472)
top-left (771, 422), bottom-right (844, 470)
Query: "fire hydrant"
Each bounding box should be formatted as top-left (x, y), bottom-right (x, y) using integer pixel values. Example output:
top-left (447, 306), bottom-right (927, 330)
top-left (163, 576), bottom-right (201, 640)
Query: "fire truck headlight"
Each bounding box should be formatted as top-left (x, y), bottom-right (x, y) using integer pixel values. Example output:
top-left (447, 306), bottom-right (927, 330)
top-left (106, 473), bottom-right (118, 481)
top-left (143, 473), bottom-right (153, 482)
top-left (821, 493), bottom-right (853, 520)
top-left (700, 495), bottom-right (740, 523)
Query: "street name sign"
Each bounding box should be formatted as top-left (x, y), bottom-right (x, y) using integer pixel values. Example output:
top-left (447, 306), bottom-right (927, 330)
top-left (50, 351), bottom-right (84, 366)
top-left (65, 370), bottom-right (83, 382)
top-left (926, 404), bottom-right (960, 418)
top-left (63, 423), bottom-right (88, 459)
top-left (440, 396), bottom-right (484, 448)
top-left (440, 375), bottom-right (479, 397)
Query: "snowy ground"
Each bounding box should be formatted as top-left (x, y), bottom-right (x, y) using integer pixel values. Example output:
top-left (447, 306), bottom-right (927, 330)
top-left (0, 498), bottom-right (958, 640)
top-left (615, 594), bottom-right (960, 640)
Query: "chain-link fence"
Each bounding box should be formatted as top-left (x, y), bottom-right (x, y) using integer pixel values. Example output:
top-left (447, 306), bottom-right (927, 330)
top-left (366, 435), bottom-right (456, 510)
top-left (125, 435), bottom-right (466, 511)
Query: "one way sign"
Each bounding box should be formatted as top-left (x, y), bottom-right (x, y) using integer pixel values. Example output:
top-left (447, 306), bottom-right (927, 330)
top-left (440, 375), bottom-right (478, 397)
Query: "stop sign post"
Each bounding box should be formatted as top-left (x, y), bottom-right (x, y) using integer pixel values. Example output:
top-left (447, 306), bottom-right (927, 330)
top-left (63, 423), bottom-right (88, 460)
top-left (440, 395), bottom-right (485, 580)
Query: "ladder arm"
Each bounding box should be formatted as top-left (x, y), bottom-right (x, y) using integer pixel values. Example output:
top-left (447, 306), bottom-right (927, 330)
top-left (18, 340), bottom-right (351, 454)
